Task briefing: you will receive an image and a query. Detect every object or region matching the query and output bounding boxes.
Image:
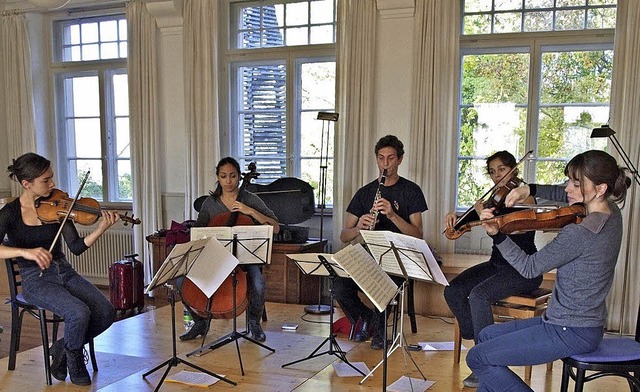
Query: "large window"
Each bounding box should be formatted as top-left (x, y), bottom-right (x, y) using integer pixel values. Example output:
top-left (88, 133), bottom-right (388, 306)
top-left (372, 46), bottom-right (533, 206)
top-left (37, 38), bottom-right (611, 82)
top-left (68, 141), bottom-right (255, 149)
top-left (456, 1), bottom-right (615, 210)
top-left (52, 14), bottom-right (131, 203)
top-left (227, 0), bottom-right (337, 206)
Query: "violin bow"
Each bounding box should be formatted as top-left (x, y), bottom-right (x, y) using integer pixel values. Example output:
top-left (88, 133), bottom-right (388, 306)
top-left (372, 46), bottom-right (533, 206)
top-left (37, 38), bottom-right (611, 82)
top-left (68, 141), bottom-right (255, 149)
top-left (446, 150), bottom-right (533, 233)
top-left (40, 171), bottom-right (90, 277)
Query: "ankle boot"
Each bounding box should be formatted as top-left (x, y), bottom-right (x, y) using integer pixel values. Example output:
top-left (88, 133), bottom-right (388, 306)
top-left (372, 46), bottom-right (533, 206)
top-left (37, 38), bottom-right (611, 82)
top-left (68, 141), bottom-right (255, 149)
top-left (49, 338), bottom-right (67, 381)
top-left (66, 348), bottom-right (91, 386)
top-left (179, 318), bottom-right (209, 341)
top-left (248, 320), bottom-right (266, 342)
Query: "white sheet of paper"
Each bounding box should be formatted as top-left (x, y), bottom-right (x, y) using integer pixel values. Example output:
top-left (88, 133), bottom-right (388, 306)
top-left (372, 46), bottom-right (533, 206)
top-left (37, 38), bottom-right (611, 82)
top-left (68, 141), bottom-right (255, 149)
top-left (332, 244), bottom-right (398, 312)
top-left (332, 362), bottom-right (370, 377)
top-left (146, 238), bottom-right (212, 293)
top-left (190, 225), bottom-right (273, 264)
top-left (359, 230), bottom-right (448, 286)
top-left (185, 236), bottom-right (239, 298)
top-left (388, 376), bottom-right (436, 391)
top-left (286, 253), bottom-right (349, 277)
top-left (418, 341), bottom-right (464, 351)
top-left (166, 370), bottom-right (226, 387)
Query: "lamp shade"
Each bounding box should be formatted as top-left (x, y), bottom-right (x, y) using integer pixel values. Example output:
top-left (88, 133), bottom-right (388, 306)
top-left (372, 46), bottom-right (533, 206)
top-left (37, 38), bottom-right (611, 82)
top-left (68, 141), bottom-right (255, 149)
top-left (591, 125), bottom-right (616, 138)
top-left (28, 0), bottom-right (71, 10)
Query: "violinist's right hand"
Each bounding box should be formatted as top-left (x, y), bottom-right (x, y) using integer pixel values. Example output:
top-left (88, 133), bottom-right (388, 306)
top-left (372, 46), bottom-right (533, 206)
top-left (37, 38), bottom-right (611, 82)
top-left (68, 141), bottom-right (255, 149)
top-left (479, 208), bottom-right (500, 235)
top-left (504, 185), bottom-right (531, 207)
top-left (444, 212), bottom-right (458, 229)
top-left (23, 247), bottom-right (53, 270)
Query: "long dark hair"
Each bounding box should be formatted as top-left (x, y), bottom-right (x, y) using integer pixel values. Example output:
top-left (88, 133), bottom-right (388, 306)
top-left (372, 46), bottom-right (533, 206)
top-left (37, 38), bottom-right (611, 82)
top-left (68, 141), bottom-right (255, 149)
top-left (209, 157), bottom-right (242, 198)
top-left (565, 150), bottom-right (630, 204)
top-left (7, 153), bottom-right (51, 184)
top-left (486, 150), bottom-right (518, 176)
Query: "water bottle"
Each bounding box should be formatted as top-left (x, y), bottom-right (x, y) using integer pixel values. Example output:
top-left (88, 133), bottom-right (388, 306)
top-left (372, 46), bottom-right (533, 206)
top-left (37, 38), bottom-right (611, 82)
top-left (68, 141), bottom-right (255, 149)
top-left (183, 308), bottom-right (194, 329)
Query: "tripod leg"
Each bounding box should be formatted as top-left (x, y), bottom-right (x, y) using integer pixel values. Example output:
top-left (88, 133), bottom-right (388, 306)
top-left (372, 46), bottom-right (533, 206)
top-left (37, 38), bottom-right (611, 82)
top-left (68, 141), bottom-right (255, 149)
top-left (142, 358), bottom-right (172, 378)
top-left (153, 362), bottom-right (175, 392)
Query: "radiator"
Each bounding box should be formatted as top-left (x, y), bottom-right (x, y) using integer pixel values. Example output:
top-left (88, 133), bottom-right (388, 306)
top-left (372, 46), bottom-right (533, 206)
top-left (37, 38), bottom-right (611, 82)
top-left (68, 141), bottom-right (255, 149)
top-left (62, 228), bottom-right (135, 286)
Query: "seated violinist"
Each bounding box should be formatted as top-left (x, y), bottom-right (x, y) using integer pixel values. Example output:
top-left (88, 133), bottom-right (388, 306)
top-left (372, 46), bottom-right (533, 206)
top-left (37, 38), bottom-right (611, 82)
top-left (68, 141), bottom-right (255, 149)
top-left (0, 153), bottom-right (119, 386)
top-left (443, 150), bottom-right (541, 388)
top-left (180, 157), bottom-right (280, 342)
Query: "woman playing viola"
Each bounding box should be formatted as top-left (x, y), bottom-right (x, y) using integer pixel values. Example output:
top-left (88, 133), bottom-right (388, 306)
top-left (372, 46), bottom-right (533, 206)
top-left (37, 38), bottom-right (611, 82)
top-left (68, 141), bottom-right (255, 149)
top-left (467, 150), bottom-right (630, 391)
top-left (180, 157), bottom-right (279, 342)
top-left (443, 150), bottom-right (541, 388)
top-left (0, 153), bottom-right (119, 386)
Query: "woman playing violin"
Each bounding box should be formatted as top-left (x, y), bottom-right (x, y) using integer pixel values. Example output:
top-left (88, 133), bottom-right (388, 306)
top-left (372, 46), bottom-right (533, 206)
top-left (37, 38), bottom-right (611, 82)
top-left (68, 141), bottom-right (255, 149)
top-left (0, 153), bottom-right (119, 386)
top-left (180, 157), bottom-right (279, 343)
top-left (467, 150), bottom-right (630, 391)
top-left (443, 150), bottom-right (541, 388)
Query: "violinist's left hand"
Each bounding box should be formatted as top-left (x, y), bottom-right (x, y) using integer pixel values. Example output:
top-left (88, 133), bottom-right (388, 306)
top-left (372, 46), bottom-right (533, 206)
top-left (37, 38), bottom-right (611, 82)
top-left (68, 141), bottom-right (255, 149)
top-left (98, 210), bottom-right (120, 232)
top-left (479, 207), bottom-right (500, 235)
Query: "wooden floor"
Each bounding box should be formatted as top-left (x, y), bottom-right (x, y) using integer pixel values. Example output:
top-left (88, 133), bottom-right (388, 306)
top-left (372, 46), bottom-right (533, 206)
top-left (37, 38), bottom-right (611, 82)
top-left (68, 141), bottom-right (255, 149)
top-left (0, 298), bottom-right (630, 391)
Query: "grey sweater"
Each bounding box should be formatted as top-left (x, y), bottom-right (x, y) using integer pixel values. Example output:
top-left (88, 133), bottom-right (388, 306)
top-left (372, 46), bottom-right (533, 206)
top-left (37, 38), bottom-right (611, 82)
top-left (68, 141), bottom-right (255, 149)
top-left (492, 185), bottom-right (623, 328)
top-left (194, 190), bottom-right (277, 228)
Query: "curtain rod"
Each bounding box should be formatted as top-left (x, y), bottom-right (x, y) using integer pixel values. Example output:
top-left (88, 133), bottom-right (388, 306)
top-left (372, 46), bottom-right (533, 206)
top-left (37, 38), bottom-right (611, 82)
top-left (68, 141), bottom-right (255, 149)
top-left (65, 1), bottom-right (126, 15)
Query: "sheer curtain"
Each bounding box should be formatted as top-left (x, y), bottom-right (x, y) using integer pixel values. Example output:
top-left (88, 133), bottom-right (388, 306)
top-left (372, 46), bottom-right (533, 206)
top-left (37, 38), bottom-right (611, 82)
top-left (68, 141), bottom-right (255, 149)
top-left (183, 0), bottom-right (221, 218)
top-left (127, 1), bottom-right (162, 285)
top-left (408, 0), bottom-right (459, 252)
top-left (1, 11), bottom-right (36, 196)
top-left (333, 0), bottom-right (377, 249)
top-left (605, 0), bottom-right (640, 334)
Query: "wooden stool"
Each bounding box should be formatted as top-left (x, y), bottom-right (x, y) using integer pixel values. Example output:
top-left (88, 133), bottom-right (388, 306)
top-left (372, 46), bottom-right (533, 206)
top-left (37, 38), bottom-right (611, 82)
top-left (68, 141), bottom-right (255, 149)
top-left (453, 287), bottom-right (554, 380)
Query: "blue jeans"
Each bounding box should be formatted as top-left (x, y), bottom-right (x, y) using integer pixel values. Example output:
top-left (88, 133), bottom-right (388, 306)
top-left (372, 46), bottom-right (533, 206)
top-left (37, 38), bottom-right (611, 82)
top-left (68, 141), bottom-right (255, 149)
top-left (466, 317), bottom-right (603, 391)
top-left (444, 261), bottom-right (542, 343)
top-left (20, 258), bottom-right (116, 351)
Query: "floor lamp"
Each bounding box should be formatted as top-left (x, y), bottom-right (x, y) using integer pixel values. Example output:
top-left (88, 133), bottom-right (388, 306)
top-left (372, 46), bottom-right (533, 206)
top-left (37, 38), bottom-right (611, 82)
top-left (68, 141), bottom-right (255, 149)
top-left (304, 111), bottom-right (339, 315)
top-left (591, 125), bottom-right (640, 333)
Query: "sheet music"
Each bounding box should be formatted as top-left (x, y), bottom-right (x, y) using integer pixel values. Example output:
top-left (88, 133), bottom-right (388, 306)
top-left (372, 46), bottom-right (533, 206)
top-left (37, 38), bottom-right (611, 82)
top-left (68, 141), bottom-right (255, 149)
top-left (287, 253), bottom-right (350, 277)
top-left (190, 225), bottom-right (273, 265)
top-left (332, 244), bottom-right (398, 312)
top-left (359, 230), bottom-right (448, 286)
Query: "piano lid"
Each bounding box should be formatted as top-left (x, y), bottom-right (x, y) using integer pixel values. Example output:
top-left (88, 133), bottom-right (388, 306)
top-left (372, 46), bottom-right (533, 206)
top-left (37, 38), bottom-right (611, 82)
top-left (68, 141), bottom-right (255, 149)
top-left (245, 177), bottom-right (315, 225)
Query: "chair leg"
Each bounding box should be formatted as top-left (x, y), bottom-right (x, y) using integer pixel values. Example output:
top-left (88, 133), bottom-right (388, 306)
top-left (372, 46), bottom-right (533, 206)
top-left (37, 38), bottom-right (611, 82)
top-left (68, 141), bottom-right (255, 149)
top-left (524, 365), bottom-right (532, 380)
top-left (560, 361), bottom-right (571, 392)
top-left (39, 310), bottom-right (53, 385)
top-left (408, 279), bottom-right (417, 333)
top-left (453, 318), bottom-right (461, 364)
top-left (8, 307), bottom-right (21, 371)
top-left (575, 369), bottom-right (586, 392)
top-left (88, 339), bottom-right (98, 372)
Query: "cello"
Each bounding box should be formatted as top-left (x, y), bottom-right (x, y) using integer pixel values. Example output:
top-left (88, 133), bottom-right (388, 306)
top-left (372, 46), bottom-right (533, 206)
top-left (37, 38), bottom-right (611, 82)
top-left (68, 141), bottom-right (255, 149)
top-left (180, 163), bottom-right (259, 319)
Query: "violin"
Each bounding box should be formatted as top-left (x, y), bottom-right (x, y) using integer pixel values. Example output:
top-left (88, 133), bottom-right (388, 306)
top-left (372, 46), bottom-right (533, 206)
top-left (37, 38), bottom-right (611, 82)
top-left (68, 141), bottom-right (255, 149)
top-left (482, 177), bottom-right (524, 212)
top-left (444, 204), bottom-right (586, 240)
top-left (181, 163), bottom-right (259, 319)
top-left (35, 189), bottom-right (141, 227)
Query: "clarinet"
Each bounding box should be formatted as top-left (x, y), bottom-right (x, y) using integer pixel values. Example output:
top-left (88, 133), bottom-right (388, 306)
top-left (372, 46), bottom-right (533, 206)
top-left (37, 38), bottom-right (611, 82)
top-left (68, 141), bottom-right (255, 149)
top-left (368, 169), bottom-right (387, 230)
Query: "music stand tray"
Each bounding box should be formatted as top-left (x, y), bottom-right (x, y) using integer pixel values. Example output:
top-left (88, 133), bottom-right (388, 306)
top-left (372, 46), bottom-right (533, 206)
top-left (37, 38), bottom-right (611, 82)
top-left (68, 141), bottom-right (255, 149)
top-left (142, 238), bottom-right (236, 391)
top-left (281, 255), bottom-right (365, 376)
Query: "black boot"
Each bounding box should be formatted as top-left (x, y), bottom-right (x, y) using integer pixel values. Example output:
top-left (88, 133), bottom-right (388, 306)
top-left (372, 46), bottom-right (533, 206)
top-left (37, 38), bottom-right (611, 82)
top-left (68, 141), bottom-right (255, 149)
top-left (179, 318), bottom-right (209, 341)
top-left (66, 348), bottom-right (91, 386)
top-left (248, 320), bottom-right (266, 342)
top-left (49, 338), bottom-right (67, 381)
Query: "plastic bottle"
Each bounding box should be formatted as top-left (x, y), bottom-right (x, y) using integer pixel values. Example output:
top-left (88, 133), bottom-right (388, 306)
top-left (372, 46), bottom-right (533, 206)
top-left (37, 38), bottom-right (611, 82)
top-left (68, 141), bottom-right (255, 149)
top-left (183, 308), bottom-right (194, 329)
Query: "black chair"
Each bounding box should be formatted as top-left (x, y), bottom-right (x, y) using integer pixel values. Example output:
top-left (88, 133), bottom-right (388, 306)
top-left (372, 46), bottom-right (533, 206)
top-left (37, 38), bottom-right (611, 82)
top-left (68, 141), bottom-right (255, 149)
top-left (560, 301), bottom-right (640, 391)
top-left (5, 258), bottom-right (98, 385)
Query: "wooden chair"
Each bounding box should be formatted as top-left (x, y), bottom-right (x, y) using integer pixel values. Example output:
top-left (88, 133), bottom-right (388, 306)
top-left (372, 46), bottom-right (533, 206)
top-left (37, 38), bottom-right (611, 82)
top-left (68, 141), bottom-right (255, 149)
top-left (560, 301), bottom-right (640, 391)
top-left (5, 259), bottom-right (98, 385)
top-left (453, 287), bottom-right (553, 380)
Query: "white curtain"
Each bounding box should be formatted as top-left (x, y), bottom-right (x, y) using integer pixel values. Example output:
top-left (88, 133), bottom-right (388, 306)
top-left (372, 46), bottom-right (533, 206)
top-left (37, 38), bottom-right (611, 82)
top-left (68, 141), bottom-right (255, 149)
top-left (605, 0), bottom-right (640, 334)
top-left (183, 0), bottom-right (221, 218)
top-left (333, 0), bottom-right (377, 249)
top-left (408, 0), bottom-right (459, 253)
top-left (1, 11), bottom-right (36, 196)
top-left (127, 1), bottom-right (162, 286)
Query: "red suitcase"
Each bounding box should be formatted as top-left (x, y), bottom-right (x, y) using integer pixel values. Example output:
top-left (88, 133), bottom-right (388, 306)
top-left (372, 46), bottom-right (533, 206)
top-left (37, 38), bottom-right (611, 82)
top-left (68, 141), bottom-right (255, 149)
top-left (109, 254), bottom-right (145, 314)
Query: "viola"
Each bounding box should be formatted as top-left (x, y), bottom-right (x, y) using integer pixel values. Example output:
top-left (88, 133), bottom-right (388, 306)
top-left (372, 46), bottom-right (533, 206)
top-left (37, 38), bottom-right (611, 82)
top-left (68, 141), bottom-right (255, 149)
top-left (444, 204), bottom-right (586, 240)
top-left (181, 163), bottom-right (259, 319)
top-left (36, 188), bottom-right (141, 227)
top-left (483, 177), bottom-right (524, 212)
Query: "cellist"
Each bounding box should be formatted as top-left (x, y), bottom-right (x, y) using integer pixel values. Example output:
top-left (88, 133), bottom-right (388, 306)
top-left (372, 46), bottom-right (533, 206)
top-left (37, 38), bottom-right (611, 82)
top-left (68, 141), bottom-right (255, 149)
top-left (180, 157), bottom-right (280, 342)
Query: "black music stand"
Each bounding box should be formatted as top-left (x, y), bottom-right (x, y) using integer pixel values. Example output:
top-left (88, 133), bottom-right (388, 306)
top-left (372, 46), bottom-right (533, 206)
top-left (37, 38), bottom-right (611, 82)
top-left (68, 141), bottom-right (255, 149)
top-left (186, 231), bottom-right (275, 376)
top-left (281, 255), bottom-right (365, 375)
top-left (142, 239), bottom-right (236, 391)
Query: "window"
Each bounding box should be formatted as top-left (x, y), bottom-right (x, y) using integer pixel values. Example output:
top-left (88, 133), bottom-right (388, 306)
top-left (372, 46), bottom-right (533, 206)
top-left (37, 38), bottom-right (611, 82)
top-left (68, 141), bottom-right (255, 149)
top-left (455, 1), bottom-right (615, 210)
top-left (52, 14), bottom-right (131, 203)
top-left (227, 0), bottom-right (337, 206)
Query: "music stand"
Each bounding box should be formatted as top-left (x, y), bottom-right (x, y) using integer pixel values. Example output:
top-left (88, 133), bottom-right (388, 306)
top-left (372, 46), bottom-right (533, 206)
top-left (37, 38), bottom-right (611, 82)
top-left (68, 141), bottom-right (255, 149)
top-left (142, 238), bottom-right (236, 391)
top-left (281, 255), bottom-right (365, 375)
top-left (186, 227), bottom-right (275, 376)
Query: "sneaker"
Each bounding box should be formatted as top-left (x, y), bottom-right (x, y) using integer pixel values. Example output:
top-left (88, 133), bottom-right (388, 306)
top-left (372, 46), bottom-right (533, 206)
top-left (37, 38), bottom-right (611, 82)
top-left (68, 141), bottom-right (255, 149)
top-left (49, 338), bottom-right (67, 381)
top-left (462, 372), bottom-right (479, 388)
top-left (66, 348), bottom-right (91, 386)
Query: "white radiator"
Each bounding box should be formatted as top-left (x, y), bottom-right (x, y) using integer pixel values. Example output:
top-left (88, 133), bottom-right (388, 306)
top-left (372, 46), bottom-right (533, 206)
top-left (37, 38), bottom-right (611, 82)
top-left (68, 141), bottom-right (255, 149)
top-left (62, 228), bottom-right (135, 286)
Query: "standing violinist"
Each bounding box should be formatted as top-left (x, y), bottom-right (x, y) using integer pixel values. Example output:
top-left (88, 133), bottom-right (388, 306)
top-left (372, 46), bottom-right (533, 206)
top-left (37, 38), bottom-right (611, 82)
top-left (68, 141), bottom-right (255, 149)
top-left (0, 153), bottom-right (119, 386)
top-left (179, 157), bottom-right (279, 343)
top-left (466, 150), bottom-right (630, 391)
top-left (336, 135), bottom-right (427, 350)
top-left (443, 150), bottom-right (541, 388)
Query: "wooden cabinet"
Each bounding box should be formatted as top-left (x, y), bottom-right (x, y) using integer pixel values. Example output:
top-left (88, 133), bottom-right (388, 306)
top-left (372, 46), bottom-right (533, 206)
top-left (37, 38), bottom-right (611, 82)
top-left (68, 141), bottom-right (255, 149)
top-left (146, 235), bottom-right (327, 305)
